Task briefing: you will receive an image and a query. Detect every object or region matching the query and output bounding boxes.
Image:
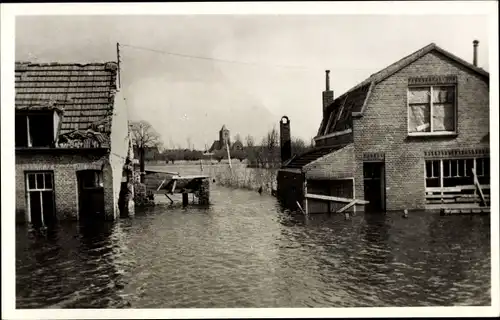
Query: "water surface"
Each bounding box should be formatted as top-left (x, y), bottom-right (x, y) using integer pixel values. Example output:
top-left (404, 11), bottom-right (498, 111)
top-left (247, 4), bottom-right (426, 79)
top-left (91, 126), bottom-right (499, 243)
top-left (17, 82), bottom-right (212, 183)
top-left (16, 185), bottom-right (491, 308)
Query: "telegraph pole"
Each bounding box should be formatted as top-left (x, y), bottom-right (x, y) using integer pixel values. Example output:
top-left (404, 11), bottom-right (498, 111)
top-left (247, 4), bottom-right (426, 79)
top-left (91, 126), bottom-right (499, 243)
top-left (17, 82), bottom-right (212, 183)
top-left (116, 42), bottom-right (121, 89)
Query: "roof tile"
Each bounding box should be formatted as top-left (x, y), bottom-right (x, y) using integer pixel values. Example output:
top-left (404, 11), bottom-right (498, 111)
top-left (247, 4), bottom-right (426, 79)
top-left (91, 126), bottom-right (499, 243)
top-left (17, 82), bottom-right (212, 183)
top-left (15, 62), bottom-right (118, 136)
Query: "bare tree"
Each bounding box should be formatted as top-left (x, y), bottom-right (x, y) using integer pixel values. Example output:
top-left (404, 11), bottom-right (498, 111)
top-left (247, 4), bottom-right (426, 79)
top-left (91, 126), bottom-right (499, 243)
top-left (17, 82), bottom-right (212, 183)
top-left (130, 120), bottom-right (162, 148)
top-left (291, 137), bottom-right (307, 156)
top-left (129, 120), bottom-right (163, 182)
top-left (261, 126), bottom-right (279, 166)
top-left (234, 134), bottom-right (242, 144)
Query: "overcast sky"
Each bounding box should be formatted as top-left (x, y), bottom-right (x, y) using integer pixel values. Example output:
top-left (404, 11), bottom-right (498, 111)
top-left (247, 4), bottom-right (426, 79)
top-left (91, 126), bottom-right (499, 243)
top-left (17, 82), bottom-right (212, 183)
top-left (15, 14), bottom-right (489, 150)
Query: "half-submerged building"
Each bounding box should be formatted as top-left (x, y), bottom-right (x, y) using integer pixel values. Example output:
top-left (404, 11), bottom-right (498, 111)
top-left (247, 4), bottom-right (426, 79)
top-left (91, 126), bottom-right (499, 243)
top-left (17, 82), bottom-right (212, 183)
top-left (278, 41), bottom-right (490, 213)
top-left (15, 61), bottom-right (133, 226)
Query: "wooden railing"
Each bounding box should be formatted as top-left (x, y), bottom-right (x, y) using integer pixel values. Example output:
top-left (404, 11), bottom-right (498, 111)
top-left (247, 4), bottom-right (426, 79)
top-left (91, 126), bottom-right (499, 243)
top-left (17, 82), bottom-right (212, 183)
top-left (425, 184), bottom-right (490, 205)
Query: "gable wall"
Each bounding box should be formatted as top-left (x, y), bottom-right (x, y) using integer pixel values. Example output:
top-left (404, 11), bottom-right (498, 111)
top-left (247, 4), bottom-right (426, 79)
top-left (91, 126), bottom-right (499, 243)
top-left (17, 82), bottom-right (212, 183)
top-left (352, 51), bottom-right (490, 211)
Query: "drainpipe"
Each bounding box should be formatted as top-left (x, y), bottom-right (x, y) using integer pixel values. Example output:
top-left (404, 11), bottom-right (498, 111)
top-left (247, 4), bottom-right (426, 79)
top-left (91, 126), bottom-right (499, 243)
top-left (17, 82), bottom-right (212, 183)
top-left (473, 40), bottom-right (479, 67)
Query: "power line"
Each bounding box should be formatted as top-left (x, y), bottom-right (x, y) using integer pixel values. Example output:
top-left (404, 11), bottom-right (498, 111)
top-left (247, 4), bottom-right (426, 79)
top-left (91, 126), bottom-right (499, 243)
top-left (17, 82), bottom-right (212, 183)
top-left (120, 43), bottom-right (319, 71)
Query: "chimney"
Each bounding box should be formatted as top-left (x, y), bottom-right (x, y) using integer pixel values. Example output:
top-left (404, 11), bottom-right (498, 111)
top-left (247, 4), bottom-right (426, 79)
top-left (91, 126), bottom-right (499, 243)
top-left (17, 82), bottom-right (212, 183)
top-left (322, 70), bottom-right (334, 118)
top-left (473, 40), bottom-right (479, 67)
top-left (280, 116), bottom-right (292, 163)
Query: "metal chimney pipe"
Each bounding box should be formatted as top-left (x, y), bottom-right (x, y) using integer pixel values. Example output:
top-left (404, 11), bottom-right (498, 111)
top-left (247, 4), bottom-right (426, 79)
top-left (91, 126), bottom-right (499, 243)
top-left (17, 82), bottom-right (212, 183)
top-left (325, 70), bottom-right (330, 91)
top-left (473, 40), bottom-right (479, 67)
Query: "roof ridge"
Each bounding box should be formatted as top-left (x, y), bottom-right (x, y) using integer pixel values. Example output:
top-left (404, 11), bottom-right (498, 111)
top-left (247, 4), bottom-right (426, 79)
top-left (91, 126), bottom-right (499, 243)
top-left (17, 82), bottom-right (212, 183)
top-left (342, 42), bottom-right (437, 97)
top-left (432, 44), bottom-right (489, 77)
top-left (328, 41), bottom-right (488, 106)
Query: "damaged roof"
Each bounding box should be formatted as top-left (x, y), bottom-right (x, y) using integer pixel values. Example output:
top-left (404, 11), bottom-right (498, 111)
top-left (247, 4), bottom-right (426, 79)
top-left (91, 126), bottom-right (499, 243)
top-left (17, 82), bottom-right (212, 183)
top-left (15, 62), bottom-right (119, 136)
top-left (284, 144), bottom-right (350, 169)
top-left (318, 42), bottom-right (490, 136)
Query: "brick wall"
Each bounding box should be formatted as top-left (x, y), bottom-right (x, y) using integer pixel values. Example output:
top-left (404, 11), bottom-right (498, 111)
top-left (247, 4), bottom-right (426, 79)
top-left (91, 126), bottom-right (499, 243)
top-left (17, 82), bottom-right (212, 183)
top-left (304, 143), bottom-right (355, 180)
top-left (15, 151), bottom-right (111, 223)
top-left (353, 51), bottom-right (490, 211)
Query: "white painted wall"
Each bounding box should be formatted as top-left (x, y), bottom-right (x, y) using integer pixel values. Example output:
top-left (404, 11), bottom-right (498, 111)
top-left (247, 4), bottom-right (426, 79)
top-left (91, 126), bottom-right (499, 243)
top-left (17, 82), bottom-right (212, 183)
top-left (109, 89), bottom-right (130, 219)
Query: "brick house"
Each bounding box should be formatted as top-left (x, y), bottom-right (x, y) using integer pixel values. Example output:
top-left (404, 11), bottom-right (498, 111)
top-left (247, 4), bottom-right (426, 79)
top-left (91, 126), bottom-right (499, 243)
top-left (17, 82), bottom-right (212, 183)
top-left (277, 41), bottom-right (490, 213)
top-left (15, 61), bottom-right (132, 225)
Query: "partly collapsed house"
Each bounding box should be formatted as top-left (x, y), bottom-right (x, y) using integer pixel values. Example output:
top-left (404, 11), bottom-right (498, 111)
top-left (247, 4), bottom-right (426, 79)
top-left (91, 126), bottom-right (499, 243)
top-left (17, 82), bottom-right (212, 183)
top-left (277, 41), bottom-right (490, 213)
top-left (15, 61), bottom-right (133, 226)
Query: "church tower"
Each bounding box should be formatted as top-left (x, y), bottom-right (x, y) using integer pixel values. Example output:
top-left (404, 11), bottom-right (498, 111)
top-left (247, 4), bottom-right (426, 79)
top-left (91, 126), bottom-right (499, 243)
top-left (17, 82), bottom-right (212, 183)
top-left (219, 125), bottom-right (231, 148)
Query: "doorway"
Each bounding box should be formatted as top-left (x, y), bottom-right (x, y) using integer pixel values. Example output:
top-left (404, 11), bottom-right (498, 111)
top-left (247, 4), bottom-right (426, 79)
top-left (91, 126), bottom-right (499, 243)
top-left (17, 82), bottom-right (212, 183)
top-left (363, 161), bottom-right (386, 212)
top-left (77, 170), bottom-right (105, 221)
top-left (26, 172), bottom-right (56, 227)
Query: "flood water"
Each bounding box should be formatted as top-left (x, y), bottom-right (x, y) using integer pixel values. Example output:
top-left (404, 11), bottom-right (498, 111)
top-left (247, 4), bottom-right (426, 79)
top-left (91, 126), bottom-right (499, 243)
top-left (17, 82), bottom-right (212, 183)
top-left (16, 184), bottom-right (491, 308)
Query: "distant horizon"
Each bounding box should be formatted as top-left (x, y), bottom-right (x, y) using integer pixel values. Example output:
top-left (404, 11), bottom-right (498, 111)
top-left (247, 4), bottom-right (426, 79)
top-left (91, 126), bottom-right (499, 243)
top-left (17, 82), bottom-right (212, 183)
top-left (15, 15), bottom-right (490, 150)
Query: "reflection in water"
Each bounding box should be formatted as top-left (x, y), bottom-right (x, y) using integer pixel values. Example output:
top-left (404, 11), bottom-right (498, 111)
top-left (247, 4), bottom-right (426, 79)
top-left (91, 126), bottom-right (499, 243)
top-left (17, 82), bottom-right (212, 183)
top-left (16, 185), bottom-right (490, 308)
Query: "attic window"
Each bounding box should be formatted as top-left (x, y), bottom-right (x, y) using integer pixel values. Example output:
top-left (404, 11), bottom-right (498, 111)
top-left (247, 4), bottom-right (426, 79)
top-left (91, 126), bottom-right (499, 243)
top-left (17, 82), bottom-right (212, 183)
top-left (408, 85), bottom-right (456, 135)
top-left (15, 111), bottom-right (55, 148)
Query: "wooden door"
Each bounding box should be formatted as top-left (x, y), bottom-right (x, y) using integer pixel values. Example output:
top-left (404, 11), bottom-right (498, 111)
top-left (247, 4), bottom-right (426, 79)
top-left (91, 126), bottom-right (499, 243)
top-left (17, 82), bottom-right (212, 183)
top-left (77, 170), bottom-right (105, 221)
top-left (363, 162), bottom-right (386, 213)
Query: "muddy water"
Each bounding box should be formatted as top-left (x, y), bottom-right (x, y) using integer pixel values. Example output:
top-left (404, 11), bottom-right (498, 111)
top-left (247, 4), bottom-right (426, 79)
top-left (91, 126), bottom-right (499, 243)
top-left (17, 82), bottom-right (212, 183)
top-left (16, 182), bottom-right (490, 308)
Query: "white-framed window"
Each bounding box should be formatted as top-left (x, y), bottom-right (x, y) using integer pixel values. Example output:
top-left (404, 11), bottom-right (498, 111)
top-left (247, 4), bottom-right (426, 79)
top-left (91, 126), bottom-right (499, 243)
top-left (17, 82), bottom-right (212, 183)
top-left (408, 85), bottom-right (456, 135)
top-left (25, 171), bottom-right (55, 227)
top-left (425, 157), bottom-right (490, 189)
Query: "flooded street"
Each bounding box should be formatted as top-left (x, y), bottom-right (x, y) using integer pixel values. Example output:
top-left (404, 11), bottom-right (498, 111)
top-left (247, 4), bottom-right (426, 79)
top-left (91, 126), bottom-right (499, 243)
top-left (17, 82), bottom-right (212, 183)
top-left (16, 184), bottom-right (490, 308)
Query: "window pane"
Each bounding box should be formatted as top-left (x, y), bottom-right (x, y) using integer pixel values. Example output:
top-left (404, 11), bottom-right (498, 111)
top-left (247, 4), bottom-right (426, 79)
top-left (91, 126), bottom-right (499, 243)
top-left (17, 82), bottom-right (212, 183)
top-left (476, 158), bottom-right (484, 176)
top-left (28, 174), bottom-right (36, 190)
top-left (36, 173), bottom-right (44, 189)
top-left (425, 161), bottom-right (433, 178)
top-left (28, 114), bottom-right (54, 147)
top-left (484, 158), bottom-right (490, 177)
top-left (451, 160), bottom-right (458, 177)
top-left (426, 178), bottom-right (440, 188)
top-left (443, 160), bottom-right (450, 177)
top-left (465, 159), bottom-right (474, 177)
top-left (458, 160), bottom-right (465, 177)
top-left (409, 87), bottom-right (430, 104)
top-left (15, 115), bottom-right (28, 147)
top-left (432, 86), bottom-right (455, 103)
top-left (45, 173), bottom-right (53, 189)
top-left (42, 191), bottom-right (55, 224)
top-left (409, 104), bottom-right (431, 132)
top-left (433, 103), bottom-right (455, 132)
top-left (432, 160), bottom-right (440, 178)
top-left (29, 191), bottom-right (43, 227)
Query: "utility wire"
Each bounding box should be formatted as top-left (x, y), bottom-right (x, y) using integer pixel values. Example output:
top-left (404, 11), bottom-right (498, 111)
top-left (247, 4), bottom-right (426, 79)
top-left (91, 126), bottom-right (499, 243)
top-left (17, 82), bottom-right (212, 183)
top-left (120, 43), bottom-right (320, 71)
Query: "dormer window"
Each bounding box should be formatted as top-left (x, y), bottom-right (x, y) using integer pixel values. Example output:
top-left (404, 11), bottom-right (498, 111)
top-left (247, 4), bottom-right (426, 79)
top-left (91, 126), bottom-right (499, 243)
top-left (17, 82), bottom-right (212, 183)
top-left (15, 111), bottom-right (56, 148)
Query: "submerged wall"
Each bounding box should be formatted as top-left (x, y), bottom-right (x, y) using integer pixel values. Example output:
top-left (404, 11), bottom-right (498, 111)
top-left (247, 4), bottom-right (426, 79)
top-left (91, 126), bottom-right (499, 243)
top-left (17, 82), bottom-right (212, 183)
top-left (277, 169), bottom-right (304, 211)
top-left (15, 151), bottom-right (111, 223)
